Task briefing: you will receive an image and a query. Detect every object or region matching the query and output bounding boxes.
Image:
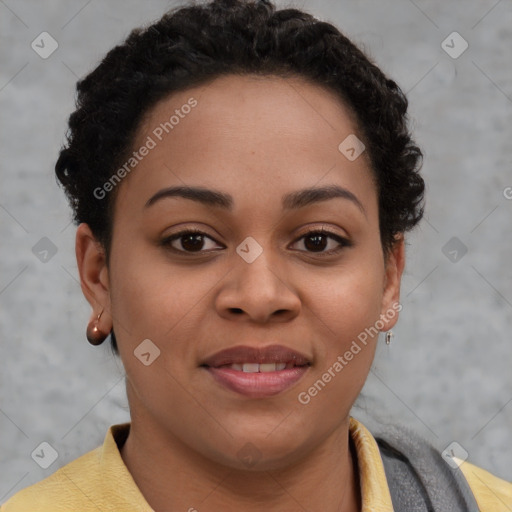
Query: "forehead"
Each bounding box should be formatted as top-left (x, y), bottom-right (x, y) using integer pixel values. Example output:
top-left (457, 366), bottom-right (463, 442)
top-left (114, 74), bottom-right (377, 218)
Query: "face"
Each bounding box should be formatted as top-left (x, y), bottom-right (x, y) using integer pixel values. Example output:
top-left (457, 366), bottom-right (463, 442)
top-left (77, 74), bottom-right (404, 471)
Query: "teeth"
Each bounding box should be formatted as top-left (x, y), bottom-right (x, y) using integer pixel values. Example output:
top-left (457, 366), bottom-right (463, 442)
top-left (242, 363), bottom-right (260, 373)
top-left (226, 362), bottom-right (289, 372)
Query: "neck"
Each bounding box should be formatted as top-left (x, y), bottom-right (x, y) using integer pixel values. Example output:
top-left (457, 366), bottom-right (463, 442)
top-left (120, 388), bottom-right (361, 512)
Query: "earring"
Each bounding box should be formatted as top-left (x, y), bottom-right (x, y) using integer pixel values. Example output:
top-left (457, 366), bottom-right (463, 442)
top-left (385, 331), bottom-right (393, 345)
top-left (86, 310), bottom-right (108, 346)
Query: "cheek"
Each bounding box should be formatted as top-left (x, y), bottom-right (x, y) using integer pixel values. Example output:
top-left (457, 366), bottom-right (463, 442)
top-left (296, 254), bottom-right (385, 412)
top-left (306, 252), bottom-right (385, 347)
top-left (109, 248), bottom-right (222, 347)
top-left (108, 250), bottom-right (214, 419)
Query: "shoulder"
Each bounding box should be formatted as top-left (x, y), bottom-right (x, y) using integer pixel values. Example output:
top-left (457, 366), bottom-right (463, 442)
top-left (370, 420), bottom-right (511, 511)
top-left (459, 460), bottom-right (512, 512)
top-left (0, 446), bottom-right (103, 511)
top-left (1, 423), bottom-right (149, 512)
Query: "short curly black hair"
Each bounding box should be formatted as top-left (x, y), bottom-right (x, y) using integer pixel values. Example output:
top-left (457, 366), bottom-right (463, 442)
top-left (55, 0), bottom-right (424, 351)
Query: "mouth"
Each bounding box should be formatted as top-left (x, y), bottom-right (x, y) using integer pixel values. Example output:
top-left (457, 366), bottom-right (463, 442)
top-left (215, 361), bottom-right (300, 372)
top-left (201, 345), bottom-right (312, 398)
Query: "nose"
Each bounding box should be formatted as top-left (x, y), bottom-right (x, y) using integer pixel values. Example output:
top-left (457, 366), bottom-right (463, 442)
top-left (215, 249), bottom-right (301, 324)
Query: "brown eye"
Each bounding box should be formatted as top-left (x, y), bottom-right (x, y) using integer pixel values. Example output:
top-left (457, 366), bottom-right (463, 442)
top-left (162, 230), bottom-right (223, 253)
top-left (291, 230), bottom-right (350, 254)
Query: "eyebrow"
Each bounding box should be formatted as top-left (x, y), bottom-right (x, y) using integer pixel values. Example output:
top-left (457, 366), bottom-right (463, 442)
top-left (145, 184), bottom-right (366, 215)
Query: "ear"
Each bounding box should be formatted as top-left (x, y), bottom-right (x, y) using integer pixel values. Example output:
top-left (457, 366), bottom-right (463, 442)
top-left (75, 223), bottom-right (113, 333)
top-left (379, 234), bottom-right (406, 331)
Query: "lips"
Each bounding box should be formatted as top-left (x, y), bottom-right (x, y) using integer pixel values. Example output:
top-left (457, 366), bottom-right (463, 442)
top-left (200, 344), bottom-right (311, 368)
top-left (201, 345), bottom-right (311, 398)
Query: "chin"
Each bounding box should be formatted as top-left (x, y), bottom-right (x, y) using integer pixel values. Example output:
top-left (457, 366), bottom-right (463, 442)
top-left (200, 426), bottom-right (316, 473)
top-left (210, 443), bottom-right (309, 473)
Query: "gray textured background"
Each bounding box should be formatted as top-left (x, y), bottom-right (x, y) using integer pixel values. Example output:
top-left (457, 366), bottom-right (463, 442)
top-left (1, 0), bottom-right (511, 501)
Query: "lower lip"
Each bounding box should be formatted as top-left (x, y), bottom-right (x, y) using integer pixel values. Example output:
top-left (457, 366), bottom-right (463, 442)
top-left (204, 366), bottom-right (310, 398)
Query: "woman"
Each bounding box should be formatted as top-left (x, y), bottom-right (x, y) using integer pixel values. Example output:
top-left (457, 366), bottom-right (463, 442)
top-left (2, 0), bottom-right (510, 510)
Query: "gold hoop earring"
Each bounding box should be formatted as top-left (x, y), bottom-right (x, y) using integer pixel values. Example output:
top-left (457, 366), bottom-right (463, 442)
top-left (385, 331), bottom-right (393, 345)
top-left (86, 310), bottom-right (108, 346)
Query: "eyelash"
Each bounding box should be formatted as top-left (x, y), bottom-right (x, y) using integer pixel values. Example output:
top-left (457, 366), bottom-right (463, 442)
top-left (161, 228), bottom-right (351, 256)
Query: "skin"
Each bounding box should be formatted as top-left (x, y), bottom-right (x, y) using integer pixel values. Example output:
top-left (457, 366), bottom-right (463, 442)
top-left (76, 74), bottom-right (405, 512)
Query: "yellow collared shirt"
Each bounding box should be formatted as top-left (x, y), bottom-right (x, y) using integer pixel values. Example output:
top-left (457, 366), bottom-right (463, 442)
top-left (2, 418), bottom-right (511, 511)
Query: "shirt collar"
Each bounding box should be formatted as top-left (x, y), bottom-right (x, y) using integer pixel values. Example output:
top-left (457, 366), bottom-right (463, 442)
top-left (349, 417), bottom-right (394, 511)
top-left (102, 418), bottom-right (393, 511)
top-left (99, 423), bottom-right (154, 511)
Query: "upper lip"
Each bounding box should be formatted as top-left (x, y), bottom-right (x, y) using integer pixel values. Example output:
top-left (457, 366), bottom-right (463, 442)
top-left (201, 345), bottom-right (312, 367)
